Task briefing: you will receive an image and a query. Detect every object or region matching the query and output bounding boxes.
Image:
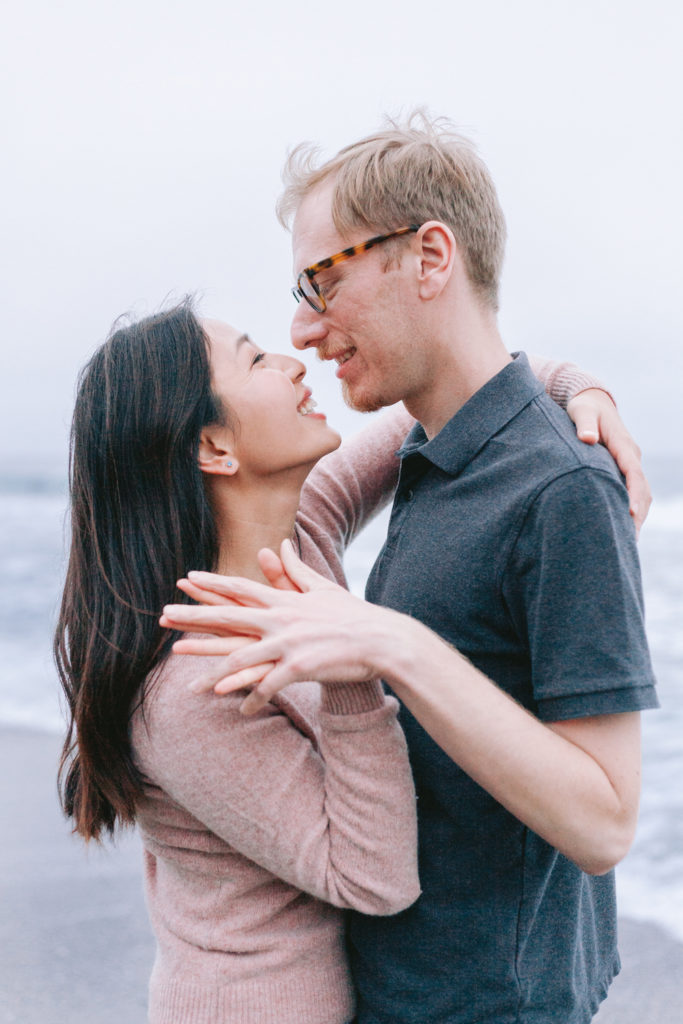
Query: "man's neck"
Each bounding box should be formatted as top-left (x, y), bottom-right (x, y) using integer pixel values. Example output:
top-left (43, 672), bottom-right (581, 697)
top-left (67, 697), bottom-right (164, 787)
top-left (404, 318), bottom-right (511, 440)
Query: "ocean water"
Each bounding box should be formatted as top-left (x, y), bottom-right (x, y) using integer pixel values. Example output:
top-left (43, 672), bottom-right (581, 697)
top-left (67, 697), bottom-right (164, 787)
top-left (1, 463), bottom-right (682, 940)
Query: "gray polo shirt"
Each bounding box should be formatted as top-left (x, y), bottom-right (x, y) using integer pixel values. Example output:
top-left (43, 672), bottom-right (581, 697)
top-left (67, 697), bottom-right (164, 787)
top-left (348, 353), bottom-right (657, 1024)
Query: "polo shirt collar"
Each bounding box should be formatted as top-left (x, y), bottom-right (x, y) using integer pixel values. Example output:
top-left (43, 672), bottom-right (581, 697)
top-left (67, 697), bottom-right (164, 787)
top-left (398, 352), bottom-right (545, 476)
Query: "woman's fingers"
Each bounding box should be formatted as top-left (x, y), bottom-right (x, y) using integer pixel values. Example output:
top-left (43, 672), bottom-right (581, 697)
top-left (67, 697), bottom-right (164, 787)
top-left (176, 578), bottom-right (243, 606)
top-left (187, 657), bottom-right (238, 693)
top-left (277, 539), bottom-right (340, 593)
top-left (241, 689), bottom-right (272, 715)
top-left (598, 425), bottom-right (651, 538)
top-left (174, 634), bottom-right (277, 698)
top-left (239, 665), bottom-right (293, 715)
top-left (179, 543), bottom-right (342, 609)
top-left (186, 658), bottom-right (275, 695)
top-left (160, 603), bottom-right (266, 636)
top-left (257, 547), bottom-right (302, 592)
top-left (566, 388), bottom-right (651, 537)
top-left (567, 396), bottom-right (600, 445)
top-left (173, 635), bottom-right (254, 657)
top-left (215, 662), bottom-right (275, 695)
top-left (185, 571), bottom-right (288, 608)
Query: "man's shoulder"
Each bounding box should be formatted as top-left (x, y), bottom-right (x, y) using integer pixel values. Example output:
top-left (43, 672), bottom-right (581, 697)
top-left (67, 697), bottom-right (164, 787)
top-left (499, 397), bottom-right (638, 574)
top-left (493, 391), bottom-right (624, 492)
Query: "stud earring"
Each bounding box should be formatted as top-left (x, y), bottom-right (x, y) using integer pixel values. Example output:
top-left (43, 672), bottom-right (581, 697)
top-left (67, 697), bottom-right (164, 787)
top-left (227, 460), bottom-right (233, 467)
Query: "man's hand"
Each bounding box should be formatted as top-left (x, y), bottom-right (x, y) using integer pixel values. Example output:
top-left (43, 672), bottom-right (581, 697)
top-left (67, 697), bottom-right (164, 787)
top-left (567, 388), bottom-right (651, 536)
top-left (162, 541), bottom-right (386, 713)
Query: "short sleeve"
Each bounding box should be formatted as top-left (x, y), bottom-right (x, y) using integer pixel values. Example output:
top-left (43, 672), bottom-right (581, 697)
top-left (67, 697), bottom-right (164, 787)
top-left (503, 467), bottom-right (658, 721)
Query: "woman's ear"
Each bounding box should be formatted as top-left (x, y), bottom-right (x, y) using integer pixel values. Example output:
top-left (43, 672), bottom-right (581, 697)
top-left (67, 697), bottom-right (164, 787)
top-left (416, 221), bottom-right (456, 301)
top-left (198, 432), bottom-right (239, 476)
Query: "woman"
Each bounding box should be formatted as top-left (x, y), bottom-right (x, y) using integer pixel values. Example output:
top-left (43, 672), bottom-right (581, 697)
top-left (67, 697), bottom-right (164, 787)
top-left (56, 299), bottom-right (623, 1024)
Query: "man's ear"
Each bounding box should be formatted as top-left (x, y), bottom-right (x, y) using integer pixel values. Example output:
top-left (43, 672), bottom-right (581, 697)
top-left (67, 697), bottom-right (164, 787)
top-left (198, 432), bottom-right (239, 476)
top-left (416, 221), bottom-right (456, 301)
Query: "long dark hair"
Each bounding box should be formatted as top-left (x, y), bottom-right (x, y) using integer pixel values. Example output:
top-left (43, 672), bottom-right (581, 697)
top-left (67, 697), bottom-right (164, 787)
top-left (55, 300), bottom-right (227, 841)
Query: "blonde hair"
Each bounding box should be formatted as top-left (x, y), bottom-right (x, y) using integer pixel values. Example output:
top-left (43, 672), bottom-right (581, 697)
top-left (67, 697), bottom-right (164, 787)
top-left (277, 110), bottom-right (507, 312)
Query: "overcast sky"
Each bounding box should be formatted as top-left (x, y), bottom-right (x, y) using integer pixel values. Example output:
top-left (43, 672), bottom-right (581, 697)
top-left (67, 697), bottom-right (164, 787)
top-left (2, 0), bottom-right (682, 474)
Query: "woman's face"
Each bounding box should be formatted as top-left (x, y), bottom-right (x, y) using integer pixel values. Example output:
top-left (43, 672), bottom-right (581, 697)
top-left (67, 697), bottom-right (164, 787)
top-left (203, 319), bottom-right (341, 478)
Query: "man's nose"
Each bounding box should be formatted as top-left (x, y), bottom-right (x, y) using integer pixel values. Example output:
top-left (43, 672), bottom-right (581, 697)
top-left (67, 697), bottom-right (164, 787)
top-left (290, 299), bottom-right (328, 351)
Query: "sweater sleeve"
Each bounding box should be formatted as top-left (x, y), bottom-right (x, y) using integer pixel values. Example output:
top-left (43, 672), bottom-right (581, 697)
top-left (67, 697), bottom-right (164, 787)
top-left (136, 658), bottom-right (420, 915)
top-left (298, 404), bottom-right (414, 555)
top-left (528, 354), bottom-right (614, 410)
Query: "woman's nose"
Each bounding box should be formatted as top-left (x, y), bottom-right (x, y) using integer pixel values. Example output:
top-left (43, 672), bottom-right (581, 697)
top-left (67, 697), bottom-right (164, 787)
top-left (288, 356), bottom-right (306, 382)
top-left (272, 353), bottom-right (306, 382)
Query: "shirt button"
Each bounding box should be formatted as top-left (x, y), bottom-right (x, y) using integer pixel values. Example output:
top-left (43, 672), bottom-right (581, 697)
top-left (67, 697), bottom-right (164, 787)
top-left (405, 489), bottom-right (414, 501)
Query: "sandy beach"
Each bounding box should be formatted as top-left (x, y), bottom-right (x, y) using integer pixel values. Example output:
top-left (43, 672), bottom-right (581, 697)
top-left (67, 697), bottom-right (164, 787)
top-left (1, 726), bottom-right (681, 1024)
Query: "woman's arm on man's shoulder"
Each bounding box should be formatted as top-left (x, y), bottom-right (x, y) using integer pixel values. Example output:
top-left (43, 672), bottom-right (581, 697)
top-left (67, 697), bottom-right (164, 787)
top-left (530, 355), bottom-right (651, 534)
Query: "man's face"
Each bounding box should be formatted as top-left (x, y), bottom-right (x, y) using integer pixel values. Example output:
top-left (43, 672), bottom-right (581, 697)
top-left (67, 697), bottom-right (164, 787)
top-left (290, 181), bottom-right (424, 413)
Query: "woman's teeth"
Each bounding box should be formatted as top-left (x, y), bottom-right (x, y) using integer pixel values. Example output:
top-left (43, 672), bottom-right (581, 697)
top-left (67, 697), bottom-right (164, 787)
top-left (298, 397), bottom-right (317, 415)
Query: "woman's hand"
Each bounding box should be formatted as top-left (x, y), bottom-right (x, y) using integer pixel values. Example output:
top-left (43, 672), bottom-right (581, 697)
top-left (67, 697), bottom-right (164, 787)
top-left (567, 388), bottom-right (651, 536)
top-left (164, 547), bottom-right (305, 695)
top-left (160, 541), bottom-right (388, 713)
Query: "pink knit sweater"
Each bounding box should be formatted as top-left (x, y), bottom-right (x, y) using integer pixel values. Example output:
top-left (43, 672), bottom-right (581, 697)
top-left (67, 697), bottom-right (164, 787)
top-left (131, 357), bottom-right (603, 1024)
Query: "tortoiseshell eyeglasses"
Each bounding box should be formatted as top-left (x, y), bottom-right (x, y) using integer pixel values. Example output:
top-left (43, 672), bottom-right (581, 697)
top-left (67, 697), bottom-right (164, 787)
top-left (291, 225), bottom-right (421, 313)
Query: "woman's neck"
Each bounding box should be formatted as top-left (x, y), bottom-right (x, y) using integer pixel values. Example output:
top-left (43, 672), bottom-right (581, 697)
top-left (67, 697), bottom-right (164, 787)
top-left (209, 473), bottom-right (303, 583)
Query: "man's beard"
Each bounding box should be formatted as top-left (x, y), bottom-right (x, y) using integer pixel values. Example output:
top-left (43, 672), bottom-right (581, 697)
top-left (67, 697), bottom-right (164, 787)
top-left (341, 378), bottom-right (386, 414)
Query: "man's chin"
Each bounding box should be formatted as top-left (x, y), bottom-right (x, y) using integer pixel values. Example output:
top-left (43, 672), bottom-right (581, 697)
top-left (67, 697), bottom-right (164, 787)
top-left (341, 380), bottom-right (386, 414)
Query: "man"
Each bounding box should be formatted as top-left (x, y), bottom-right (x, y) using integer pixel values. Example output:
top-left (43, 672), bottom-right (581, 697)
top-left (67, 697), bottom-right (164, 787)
top-left (167, 115), bottom-right (657, 1022)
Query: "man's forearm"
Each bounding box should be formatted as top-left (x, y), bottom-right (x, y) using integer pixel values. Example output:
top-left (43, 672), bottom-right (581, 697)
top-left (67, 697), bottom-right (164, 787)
top-left (368, 608), bottom-right (641, 875)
